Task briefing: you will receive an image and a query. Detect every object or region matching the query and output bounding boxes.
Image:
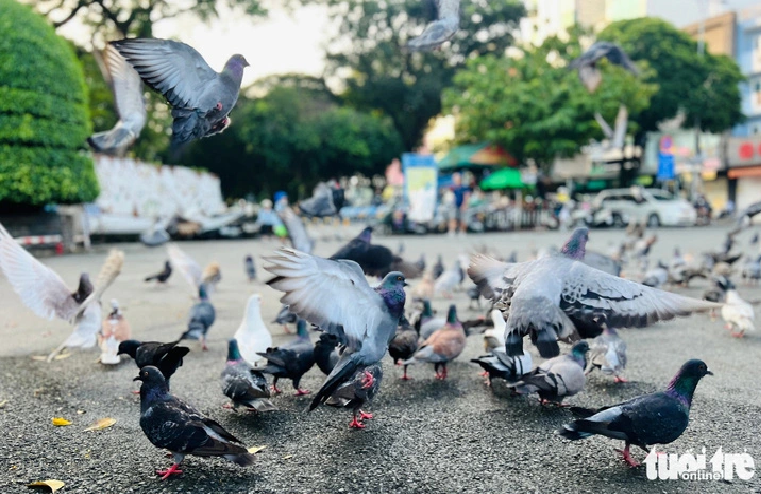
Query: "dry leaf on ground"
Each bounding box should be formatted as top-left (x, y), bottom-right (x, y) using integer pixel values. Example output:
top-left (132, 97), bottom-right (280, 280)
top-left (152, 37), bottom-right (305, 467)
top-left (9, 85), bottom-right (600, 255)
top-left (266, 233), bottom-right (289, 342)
top-left (247, 445), bottom-right (267, 454)
top-left (28, 479), bottom-right (65, 492)
top-left (85, 417), bottom-right (116, 431)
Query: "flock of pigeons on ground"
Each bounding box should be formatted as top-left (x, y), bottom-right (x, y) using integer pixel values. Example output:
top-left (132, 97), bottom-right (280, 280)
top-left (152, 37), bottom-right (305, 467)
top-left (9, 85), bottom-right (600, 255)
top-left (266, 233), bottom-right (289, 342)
top-left (1, 216), bottom-right (757, 478)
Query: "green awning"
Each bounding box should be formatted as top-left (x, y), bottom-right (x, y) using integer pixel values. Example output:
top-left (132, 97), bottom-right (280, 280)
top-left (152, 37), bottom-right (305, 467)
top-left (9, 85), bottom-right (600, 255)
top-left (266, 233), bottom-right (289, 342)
top-left (585, 180), bottom-right (608, 190)
top-left (480, 169), bottom-right (526, 190)
top-left (438, 142), bottom-right (518, 170)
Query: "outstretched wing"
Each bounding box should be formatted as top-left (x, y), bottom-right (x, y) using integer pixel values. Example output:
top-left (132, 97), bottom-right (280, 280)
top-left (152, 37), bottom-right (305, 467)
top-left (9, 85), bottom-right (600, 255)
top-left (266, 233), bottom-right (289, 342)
top-left (467, 254), bottom-right (526, 301)
top-left (104, 45), bottom-right (147, 130)
top-left (167, 244), bottom-right (202, 289)
top-left (264, 247), bottom-right (387, 351)
top-left (277, 207), bottom-right (314, 254)
top-left (0, 223), bottom-right (78, 321)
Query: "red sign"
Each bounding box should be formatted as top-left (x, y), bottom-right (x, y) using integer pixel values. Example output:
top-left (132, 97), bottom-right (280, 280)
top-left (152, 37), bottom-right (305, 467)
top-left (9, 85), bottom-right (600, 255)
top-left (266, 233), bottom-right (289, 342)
top-left (727, 137), bottom-right (761, 167)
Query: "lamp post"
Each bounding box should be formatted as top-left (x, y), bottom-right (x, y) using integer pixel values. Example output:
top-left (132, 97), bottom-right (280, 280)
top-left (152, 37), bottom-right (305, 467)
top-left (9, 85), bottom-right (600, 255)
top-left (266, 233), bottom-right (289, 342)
top-left (693, 0), bottom-right (707, 202)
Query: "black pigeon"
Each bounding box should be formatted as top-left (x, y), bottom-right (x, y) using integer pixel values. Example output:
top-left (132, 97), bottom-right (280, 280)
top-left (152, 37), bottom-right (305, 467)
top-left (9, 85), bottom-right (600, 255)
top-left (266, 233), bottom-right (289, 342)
top-left (471, 348), bottom-right (532, 385)
top-left (314, 332), bottom-right (340, 376)
top-left (433, 254), bottom-right (445, 280)
top-left (221, 339), bottom-right (276, 412)
top-left (558, 359), bottom-right (712, 467)
top-left (179, 285), bottom-right (216, 351)
top-left (330, 226), bottom-right (394, 278)
top-left (257, 320), bottom-right (315, 395)
top-left (388, 316), bottom-right (419, 381)
top-left (118, 339), bottom-right (189, 389)
top-left (324, 363), bottom-right (383, 429)
top-left (135, 366), bottom-right (255, 479)
top-left (145, 260), bottom-right (172, 284)
top-left (244, 254), bottom-right (256, 283)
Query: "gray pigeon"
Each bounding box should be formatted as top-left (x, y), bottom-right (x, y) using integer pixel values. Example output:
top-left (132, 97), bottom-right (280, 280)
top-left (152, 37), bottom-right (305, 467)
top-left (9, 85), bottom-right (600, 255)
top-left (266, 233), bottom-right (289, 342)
top-left (135, 366), bottom-right (255, 479)
top-left (585, 327), bottom-right (628, 383)
top-left (469, 227), bottom-right (720, 358)
top-left (569, 41), bottom-right (639, 92)
top-left (179, 285), bottom-right (216, 351)
top-left (508, 340), bottom-right (589, 405)
top-left (111, 38), bottom-right (249, 149)
top-left (325, 364), bottom-right (383, 429)
top-left (263, 247), bottom-right (407, 413)
top-left (558, 359), bottom-right (712, 467)
top-left (244, 254), bottom-right (256, 283)
top-left (277, 206), bottom-right (315, 254)
top-left (88, 45), bottom-right (147, 155)
top-left (407, 0), bottom-right (459, 52)
top-left (221, 339), bottom-right (276, 412)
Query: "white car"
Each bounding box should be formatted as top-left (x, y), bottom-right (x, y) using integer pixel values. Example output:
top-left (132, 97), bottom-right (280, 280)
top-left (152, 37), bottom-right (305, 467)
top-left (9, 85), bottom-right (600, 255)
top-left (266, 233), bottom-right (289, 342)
top-left (592, 188), bottom-right (696, 227)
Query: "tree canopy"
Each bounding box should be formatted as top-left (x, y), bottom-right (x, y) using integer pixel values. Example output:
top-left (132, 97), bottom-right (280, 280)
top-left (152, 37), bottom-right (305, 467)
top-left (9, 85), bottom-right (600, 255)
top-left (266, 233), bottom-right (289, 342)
top-left (443, 34), bottom-right (657, 172)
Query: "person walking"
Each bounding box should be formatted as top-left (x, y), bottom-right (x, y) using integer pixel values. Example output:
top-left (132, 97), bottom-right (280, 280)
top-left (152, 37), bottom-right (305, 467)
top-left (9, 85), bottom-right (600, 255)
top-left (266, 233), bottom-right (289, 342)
top-left (448, 172), bottom-right (471, 236)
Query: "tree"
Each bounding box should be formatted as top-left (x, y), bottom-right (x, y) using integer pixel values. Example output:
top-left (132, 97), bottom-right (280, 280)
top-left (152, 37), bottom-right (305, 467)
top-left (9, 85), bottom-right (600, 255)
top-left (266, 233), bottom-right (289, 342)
top-left (598, 17), bottom-right (744, 144)
top-left (321, 0), bottom-right (525, 150)
top-left (442, 35), bottom-right (656, 173)
top-left (183, 85), bottom-right (404, 200)
top-left (0, 0), bottom-right (98, 206)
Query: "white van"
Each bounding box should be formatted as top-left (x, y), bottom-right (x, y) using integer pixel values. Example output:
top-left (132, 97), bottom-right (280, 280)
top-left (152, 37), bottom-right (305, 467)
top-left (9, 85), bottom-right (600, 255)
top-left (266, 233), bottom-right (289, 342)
top-left (592, 188), bottom-right (697, 227)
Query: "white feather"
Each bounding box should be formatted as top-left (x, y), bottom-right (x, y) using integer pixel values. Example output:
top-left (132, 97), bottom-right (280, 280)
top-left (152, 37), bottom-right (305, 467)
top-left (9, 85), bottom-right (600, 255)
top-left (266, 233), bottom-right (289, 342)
top-left (234, 294), bottom-right (272, 366)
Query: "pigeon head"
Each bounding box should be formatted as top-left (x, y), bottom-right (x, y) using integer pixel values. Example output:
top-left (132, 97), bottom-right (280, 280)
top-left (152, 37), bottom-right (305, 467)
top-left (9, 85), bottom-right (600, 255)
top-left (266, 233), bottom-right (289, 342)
top-left (445, 304), bottom-right (459, 326)
top-left (164, 260), bottom-right (171, 269)
top-left (226, 339), bottom-right (243, 363)
top-left (118, 339), bottom-right (141, 358)
top-left (296, 319), bottom-right (309, 339)
top-left (246, 294), bottom-right (262, 315)
top-left (421, 299), bottom-right (434, 318)
top-left (357, 226), bottom-right (373, 243)
top-left (229, 53), bottom-right (250, 68)
top-left (667, 359), bottom-right (712, 406)
top-left (133, 365), bottom-right (166, 384)
top-left (73, 273), bottom-right (94, 303)
top-left (570, 340), bottom-right (590, 365)
top-left (198, 284), bottom-right (209, 301)
top-left (560, 227), bottom-right (589, 260)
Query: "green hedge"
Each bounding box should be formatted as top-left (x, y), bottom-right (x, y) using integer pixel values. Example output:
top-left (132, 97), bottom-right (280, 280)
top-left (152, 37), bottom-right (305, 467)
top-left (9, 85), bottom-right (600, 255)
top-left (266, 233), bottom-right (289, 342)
top-left (0, 0), bottom-right (98, 205)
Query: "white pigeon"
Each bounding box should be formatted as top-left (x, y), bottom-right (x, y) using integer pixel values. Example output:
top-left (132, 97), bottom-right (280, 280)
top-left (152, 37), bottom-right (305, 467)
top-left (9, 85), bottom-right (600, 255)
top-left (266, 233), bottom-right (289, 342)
top-left (720, 279), bottom-right (755, 338)
top-left (234, 294), bottom-right (272, 366)
top-left (585, 327), bottom-right (628, 383)
top-left (47, 302), bottom-right (103, 362)
top-left (483, 309), bottom-right (506, 353)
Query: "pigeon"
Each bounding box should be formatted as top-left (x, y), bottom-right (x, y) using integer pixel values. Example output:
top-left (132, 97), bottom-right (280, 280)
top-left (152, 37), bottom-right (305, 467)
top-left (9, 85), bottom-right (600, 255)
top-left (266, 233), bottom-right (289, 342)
top-left (244, 255), bottom-right (256, 283)
top-left (263, 247), bottom-right (407, 412)
top-left (88, 44), bottom-right (146, 155)
top-left (118, 339), bottom-right (190, 389)
top-left (234, 294), bottom-right (272, 365)
top-left (145, 260), bottom-right (172, 284)
top-left (467, 285), bottom-right (481, 309)
top-left (330, 226), bottom-right (394, 278)
top-left (558, 359), bottom-right (713, 467)
top-left (641, 261), bottom-right (669, 288)
top-left (741, 254), bottom-right (761, 285)
top-left (403, 305), bottom-right (466, 380)
top-left (314, 332), bottom-right (340, 376)
top-left (324, 363), bottom-right (383, 429)
top-left (569, 41), bottom-right (639, 92)
top-left (179, 285), bottom-right (216, 351)
top-left (483, 309), bottom-right (506, 353)
top-left (0, 224), bottom-right (123, 328)
top-left (432, 254), bottom-right (445, 280)
top-left (201, 261), bottom-right (221, 292)
top-left (434, 260), bottom-right (461, 297)
top-left (469, 227), bottom-right (720, 358)
top-left (718, 277), bottom-right (755, 337)
top-left (411, 271), bottom-right (435, 301)
top-left (221, 339), bottom-right (276, 412)
top-left (135, 366), bottom-right (255, 479)
top-left (49, 301), bottom-right (102, 362)
top-left (100, 299), bottom-right (132, 365)
top-left (257, 319), bottom-right (316, 395)
top-left (585, 327), bottom-right (628, 383)
top-left (417, 299), bottom-right (445, 341)
top-left (139, 223), bottom-right (170, 247)
top-left (508, 340), bottom-right (589, 405)
top-left (388, 316), bottom-right (419, 381)
top-left (406, 0), bottom-right (459, 52)
top-left (166, 244), bottom-right (202, 292)
top-left (277, 206), bottom-right (315, 254)
top-left (470, 348), bottom-right (532, 385)
top-left (111, 38), bottom-right (249, 149)
top-left (273, 303), bottom-right (298, 332)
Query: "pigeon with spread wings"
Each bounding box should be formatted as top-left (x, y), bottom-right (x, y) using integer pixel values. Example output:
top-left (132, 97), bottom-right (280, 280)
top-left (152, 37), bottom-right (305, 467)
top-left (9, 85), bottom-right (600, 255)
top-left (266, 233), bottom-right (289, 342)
top-left (569, 41), bottom-right (638, 93)
top-left (407, 0), bottom-right (460, 52)
top-left (264, 247), bottom-right (407, 414)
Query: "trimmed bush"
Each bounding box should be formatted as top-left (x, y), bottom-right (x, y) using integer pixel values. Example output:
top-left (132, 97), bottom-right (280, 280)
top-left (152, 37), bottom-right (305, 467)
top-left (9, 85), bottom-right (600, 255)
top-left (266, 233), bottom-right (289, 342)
top-left (0, 0), bottom-right (98, 205)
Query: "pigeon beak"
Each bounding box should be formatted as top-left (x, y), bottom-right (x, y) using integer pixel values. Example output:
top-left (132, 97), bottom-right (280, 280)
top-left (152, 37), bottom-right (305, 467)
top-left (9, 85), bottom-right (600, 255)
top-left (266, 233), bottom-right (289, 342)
top-left (403, 282), bottom-right (409, 287)
top-left (133, 376), bottom-right (141, 382)
top-left (706, 368), bottom-right (714, 375)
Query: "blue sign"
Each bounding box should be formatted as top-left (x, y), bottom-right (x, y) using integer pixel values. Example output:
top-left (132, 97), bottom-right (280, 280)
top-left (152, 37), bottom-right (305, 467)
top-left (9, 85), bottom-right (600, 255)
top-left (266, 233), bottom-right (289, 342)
top-left (401, 153), bottom-right (436, 168)
top-left (657, 153), bottom-right (675, 181)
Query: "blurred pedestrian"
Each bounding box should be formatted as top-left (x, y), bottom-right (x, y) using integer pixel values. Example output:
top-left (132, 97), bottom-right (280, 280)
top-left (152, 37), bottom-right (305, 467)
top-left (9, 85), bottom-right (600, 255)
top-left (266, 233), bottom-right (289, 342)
top-left (254, 199), bottom-right (283, 241)
top-left (448, 172), bottom-right (471, 236)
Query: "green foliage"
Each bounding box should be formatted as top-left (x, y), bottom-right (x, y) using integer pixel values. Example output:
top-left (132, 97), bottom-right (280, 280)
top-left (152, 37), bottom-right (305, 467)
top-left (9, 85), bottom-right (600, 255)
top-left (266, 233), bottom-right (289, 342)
top-left (0, 0), bottom-right (97, 205)
top-left (184, 84), bottom-right (404, 200)
top-left (443, 34), bottom-right (657, 172)
top-left (598, 17), bottom-right (744, 141)
top-left (322, 0), bottom-right (525, 150)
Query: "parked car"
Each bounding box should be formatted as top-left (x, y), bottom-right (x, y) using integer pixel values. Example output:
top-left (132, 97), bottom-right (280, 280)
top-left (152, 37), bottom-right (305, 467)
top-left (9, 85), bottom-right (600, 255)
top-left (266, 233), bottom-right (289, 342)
top-left (591, 188), bottom-right (696, 227)
top-left (572, 206), bottom-right (629, 228)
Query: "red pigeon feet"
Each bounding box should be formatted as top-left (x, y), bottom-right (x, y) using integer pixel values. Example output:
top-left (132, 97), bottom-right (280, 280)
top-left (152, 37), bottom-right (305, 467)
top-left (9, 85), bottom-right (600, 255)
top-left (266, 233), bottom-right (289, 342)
top-left (395, 361), bottom-right (403, 366)
top-left (479, 371), bottom-right (489, 377)
top-left (156, 463), bottom-right (183, 480)
top-left (358, 410), bottom-right (373, 420)
top-left (615, 447), bottom-right (640, 468)
top-left (361, 371), bottom-right (375, 389)
top-left (282, 325), bottom-right (292, 334)
top-left (400, 370), bottom-right (412, 381)
top-left (349, 416), bottom-right (366, 429)
top-left (222, 403), bottom-right (234, 409)
top-left (294, 389), bottom-right (310, 396)
top-left (613, 376), bottom-right (629, 383)
top-left (271, 385), bottom-right (283, 394)
top-left (730, 331), bottom-right (745, 338)
top-left (132, 390), bottom-right (140, 395)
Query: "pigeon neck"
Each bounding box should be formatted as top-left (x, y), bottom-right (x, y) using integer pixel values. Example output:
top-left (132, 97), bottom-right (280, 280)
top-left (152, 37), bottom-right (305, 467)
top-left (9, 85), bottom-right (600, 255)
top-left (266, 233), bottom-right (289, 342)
top-left (666, 373), bottom-right (700, 407)
top-left (357, 229), bottom-right (372, 243)
top-left (223, 60), bottom-right (245, 84)
top-left (560, 242), bottom-right (585, 260)
top-left (446, 306), bottom-right (458, 325)
top-left (379, 287), bottom-right (406, 319)
top-left (140, 382), bottom-right (169, 409)
top-left (296, 321), bottom-right (309, 340)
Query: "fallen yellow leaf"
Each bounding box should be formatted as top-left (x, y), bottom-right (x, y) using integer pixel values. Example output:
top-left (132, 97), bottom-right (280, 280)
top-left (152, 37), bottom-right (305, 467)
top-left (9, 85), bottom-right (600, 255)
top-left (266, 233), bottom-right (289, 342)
top-left (85, 417), bottom-right (116, 431)
top-left (54, 353), bottom-right (71, 360)
top-left (282, 455), bottom-right (293, 460)
top-left (28, 479), bottom-right (65, 492)
top-left (51, 417), bottom-right (71, 426)
top-left (0, 400), bottom-right (7, 408)
top-left (247, 445), bottom-right (266, 454)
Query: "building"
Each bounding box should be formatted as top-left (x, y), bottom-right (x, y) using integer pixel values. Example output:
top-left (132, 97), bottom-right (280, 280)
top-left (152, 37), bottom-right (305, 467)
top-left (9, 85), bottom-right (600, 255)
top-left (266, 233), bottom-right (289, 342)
top-left (733, 5), bottom-right (761, 137)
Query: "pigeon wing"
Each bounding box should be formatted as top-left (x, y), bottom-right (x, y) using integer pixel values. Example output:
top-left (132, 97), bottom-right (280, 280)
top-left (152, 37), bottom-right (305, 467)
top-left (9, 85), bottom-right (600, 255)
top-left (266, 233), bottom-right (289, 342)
top-left (80, 250), bottom-right (124, 312)
top-left (105, 45), bottom-right (147, 131)
top-left (167, 244), bottom-right (202, 289)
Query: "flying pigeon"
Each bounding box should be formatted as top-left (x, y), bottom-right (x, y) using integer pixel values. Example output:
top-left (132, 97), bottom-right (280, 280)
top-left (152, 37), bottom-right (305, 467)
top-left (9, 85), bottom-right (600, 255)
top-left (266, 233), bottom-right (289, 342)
top-left (569, 41), bottom-right (639, 92)
top-left (118, 339), bottom-right (190, 389)
top-left (585, 327), bottom-right (628, 383)
top-left (234, 294), bottom-right (272, 365)
top-left (179, 285), bottom-right (216, 351)
top-left (135, 366), bottom-right (255, 479)
top-left (403, 305), bottom-right (466, 380)
top-left (166, 244), bottom-right (202, 292)
top-left (314, 332), bottom-right (340, 376)
top-left (469, 227), bottom-right (720, 358)
top-left (717, 277), bottom-right (755, 337)
top-left (88, 44), bottom-right (146, 155)
top-left (389, 316), bottom-right (419, 381)
top-left (145, 260), bottom-right (172, 284)
top-left (111, 38), bottom-right (249, 149)
top-left (470, 348), bottom-right (532, 386)
top-left (330, 226), bottom-right (394, 278)
top-left (558, 359), bottom-right (712, 467)
top-left (324, 363), bottom-right (383, 429)
top-left (221, 339), bottom-right (276, 412)
top-left (257, 319), bottom-right (316, 395)
top-left (406, 0), bottom-right (460, 52)
top-left (49, 302), bottom-right (102, 362)
top-left (244, 255), bottom-right (256, 283)
top-left (263, 247), bottom-right (407, 413)
top-left (277, 206), bottom-right (315, 254)
top-left (508, 340), bottom-right (589, 405)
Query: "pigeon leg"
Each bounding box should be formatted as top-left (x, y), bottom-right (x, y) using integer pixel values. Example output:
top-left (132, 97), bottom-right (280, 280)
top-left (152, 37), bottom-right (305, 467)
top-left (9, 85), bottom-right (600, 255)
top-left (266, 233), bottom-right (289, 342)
top-left (730, 330), bottom-right (745, 338)
top-left (360, 371), bottom-right (375, 389)
top-left (222, 403), bottom-right (235, 410)
top-left (440, 364), bottom-right (448, 380)
top-left (294, 389), bottom-right (310, 396)
top-left (615, 443), bottom-right (640, 467)
top-left (613, 375), bottom-right (629, 383)
top-left (282, 324), bottom-right (292, 334)
top-left (201, 336), bottom-right (208, 352)
top-left (271, 378), bottom-right (283, 394)
top-left (358, 410), bottom-right (373, 420)
top-left (156, 463), bottom-right (183, 479)
top-left (434, 363), bottom-right (442, 379)
top-left (46, 341), bottom-right (68, 363)
top-left (349, 410), bottom-right (366, 429)
top-left (401, 365), bottom-right (412, 381)
top-left (479, 371), bottom-right (489, 377)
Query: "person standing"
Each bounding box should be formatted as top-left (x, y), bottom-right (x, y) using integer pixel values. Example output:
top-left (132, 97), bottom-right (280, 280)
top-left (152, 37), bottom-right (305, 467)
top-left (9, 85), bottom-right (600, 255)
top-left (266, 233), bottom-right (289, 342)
top-left (449, 172), bottom-right (471, 236)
